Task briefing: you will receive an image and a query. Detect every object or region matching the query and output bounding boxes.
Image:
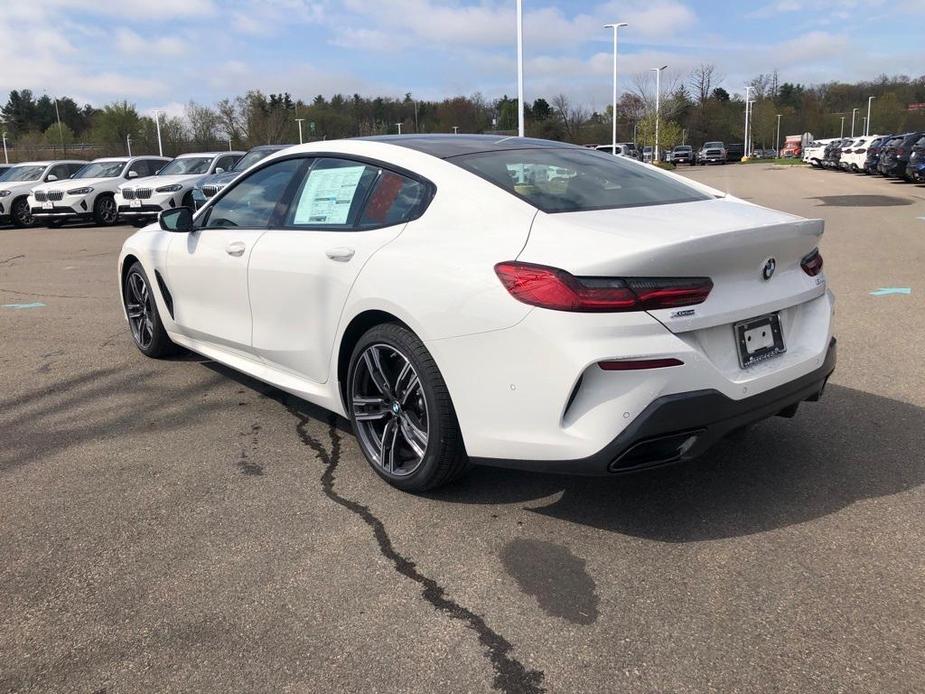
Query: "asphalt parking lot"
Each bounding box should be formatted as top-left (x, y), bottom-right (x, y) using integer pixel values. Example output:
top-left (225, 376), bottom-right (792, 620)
top-left (2, 164), bottom-right (924, 694)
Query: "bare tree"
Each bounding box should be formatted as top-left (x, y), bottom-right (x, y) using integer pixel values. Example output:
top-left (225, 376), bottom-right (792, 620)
top-left (185, 101), bottom-right (220, 148)
top-left (632, 70), bottom-right (683, 119)
top-left (215, 97), bottom-right (246, 144)
top-left (689, 63), bottom-right (723, 106)
top-left (551, 93), bottom-right (588, 141)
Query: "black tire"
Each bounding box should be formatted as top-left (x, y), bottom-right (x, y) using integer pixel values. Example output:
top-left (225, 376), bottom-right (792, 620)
top-left (347, 323), bottom-right (468, 492)
top-left (10, 196), bottom-right (35, 228)
top-left (93, 194), bottom-right (118, 226)
top-left (122, 261), bottom-right (179, 358)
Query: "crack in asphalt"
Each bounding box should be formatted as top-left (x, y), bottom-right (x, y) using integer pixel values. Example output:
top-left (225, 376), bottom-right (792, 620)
top-left (287, 404), bottom-right (546, 694)
top-left (0, 254), bottom-right (25, 266)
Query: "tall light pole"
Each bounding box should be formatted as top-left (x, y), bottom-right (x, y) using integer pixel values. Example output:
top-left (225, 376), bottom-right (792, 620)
top-left (866, 96), bottom-right (875, 136)
top-left (395, 122), bottom-right (402, 135)
top-left (295, 118), bottom-right (305, 144)
top-left (604, 22), bottom-right (628, 155)
top-left (126, 134), bottom-right (132, 157)
top-left (516, 0), bottom-right (525, 137)
top-left (452, 126), bottom-right (459, 135)
top-left (850, 107), bottom-right (859, 137)
top-left (652, 65), bottom-right (668, 163)
top-left (54, 98), bottom-right (65, 155)
top-left (2, 132), bottom-right (8, 165)
top-left (153, 110), bottom-right (164, 157)
top-left (747, 100), bottom-right (756, 156)
top-left (775, 113), bottom-right (782, 157)
top-left (839, 116), bottom-right (845, 138)
top-left (861, 116), bottom-right (867, 137)
top-left (743, 86), bottom-right (752, 159)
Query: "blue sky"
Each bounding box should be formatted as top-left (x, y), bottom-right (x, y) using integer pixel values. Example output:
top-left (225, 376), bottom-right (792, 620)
top-left (2, 0), bottom-right (923, 118)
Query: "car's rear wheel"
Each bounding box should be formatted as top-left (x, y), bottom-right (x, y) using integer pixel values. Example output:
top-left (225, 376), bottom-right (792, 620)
top-left (93, 195), bottom-right (118, 226)
top-left (122, 261), bottom-right (178, 358)
top-left (10, 197), bottom-right (35, 228)
top-left (347, 323), bottom-right (468, 491)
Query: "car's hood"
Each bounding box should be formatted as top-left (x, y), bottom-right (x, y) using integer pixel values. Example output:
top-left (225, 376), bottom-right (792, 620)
top-left (40, 176), bottom-right (117, 191)
top-left (0, 180), bottom-right (44, 194)
top-left (196, 170), bottom-right (238, 188)
top-left (122, 173), bottom-right (201, 190)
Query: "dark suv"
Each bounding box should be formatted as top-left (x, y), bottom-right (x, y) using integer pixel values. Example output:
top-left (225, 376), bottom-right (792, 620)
top-left (906, 135), bottom-right (925, 182)
top-left (863, 136), bottom-right (891, 174)
top-left (881, 132), bottom-right (922, 179)
top-left (725, 143), bottom-right (744, 162)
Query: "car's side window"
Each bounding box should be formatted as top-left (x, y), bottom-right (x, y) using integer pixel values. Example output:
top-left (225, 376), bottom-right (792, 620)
top-left (283, 158), bottom-right (379, 229)
top-left (201, 158), bottom-right (306, 229)
top-left (67, 163), bottom-right (84, 177)
top-left (47, 164), bottom-right (71, 181)
top-left (126, 160), bottom-right (148, 178)
top-left (215, 155), bottom-right (239, 172)
top-left (358, 170), bottom-right (429, 228)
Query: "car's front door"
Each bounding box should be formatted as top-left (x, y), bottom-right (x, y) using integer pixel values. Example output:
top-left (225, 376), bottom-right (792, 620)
top-left (247, 157), bottom-right (432, 383)
top-left (164, 157), bottom-right (304, 353)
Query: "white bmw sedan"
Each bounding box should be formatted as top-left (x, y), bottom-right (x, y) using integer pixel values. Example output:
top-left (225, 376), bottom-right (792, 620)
top-left (118, 135), bottom-right (836, 491)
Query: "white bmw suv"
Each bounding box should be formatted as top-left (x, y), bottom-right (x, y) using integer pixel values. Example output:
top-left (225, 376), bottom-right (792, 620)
top-left (30, 156), bottom-right (170, 226)
top-left (0, 160), bottom-right (85, 227)
top-left (115, 151), bottom-right (243, 224)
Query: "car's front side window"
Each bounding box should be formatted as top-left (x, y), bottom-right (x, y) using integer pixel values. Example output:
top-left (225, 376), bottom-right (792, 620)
top-left (201, 158), bottom-right (305, 229)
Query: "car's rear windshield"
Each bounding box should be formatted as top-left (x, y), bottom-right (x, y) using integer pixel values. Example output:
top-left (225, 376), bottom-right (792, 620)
top-left (449, 147), bottom-right (710, 213)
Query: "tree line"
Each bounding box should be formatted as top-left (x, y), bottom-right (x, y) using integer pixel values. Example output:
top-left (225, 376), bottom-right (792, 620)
top-left (2, 69), bottom-right (924, 161)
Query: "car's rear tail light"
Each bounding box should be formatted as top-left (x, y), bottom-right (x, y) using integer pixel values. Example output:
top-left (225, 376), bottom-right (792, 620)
top-left (598, 358), bottom-right (684, 371)
top-left (801, 248), bottom-right (824, 277)
top-left (494, 262), bottom-right (713, 312)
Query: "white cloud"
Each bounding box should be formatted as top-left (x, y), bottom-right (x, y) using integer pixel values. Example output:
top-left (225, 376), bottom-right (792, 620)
top-left (115, 28), bottom-right (188, 57)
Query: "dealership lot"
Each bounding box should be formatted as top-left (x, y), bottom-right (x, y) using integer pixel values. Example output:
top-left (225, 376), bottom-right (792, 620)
top-left (1, 164), bottom-right (924, 693)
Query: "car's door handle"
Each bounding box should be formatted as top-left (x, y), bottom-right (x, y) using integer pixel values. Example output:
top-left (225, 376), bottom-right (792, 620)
top-left (325, 247), bottom-right (355, 262)
top-left (225, 241), bottom-right (246, 257)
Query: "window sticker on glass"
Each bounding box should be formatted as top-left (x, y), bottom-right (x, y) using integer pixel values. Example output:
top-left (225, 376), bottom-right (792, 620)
top-left (294, 165), bottom-right (366, 225)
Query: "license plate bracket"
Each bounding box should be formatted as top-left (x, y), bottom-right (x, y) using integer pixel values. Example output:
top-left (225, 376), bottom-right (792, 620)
top-left (42, 201), bottom-right (53, 210)
top-left (130, 199), bottom-right (142, 208)
top-left (735, 313), bottom-right (786, 368)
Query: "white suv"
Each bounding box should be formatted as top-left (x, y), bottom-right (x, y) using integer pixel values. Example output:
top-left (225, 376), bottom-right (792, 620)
top-left (0, 160), bottom-right (85, 227)
top-left (115, 151), bottom-right (243, 224)
top-left (29, 156), bottom-right (170, 226)
top-left (802, 139), bottom-right (834, 168)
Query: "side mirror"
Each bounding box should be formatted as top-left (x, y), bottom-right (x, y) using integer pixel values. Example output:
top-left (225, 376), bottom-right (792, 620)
top-left (214, 167), bottom-right (224, 174)
top-left (159, 207), bottom-right (193, 233)
top-left (46, 174), bottom-right (58, 182)
top-left (127, 170), bottom-right (139, 179)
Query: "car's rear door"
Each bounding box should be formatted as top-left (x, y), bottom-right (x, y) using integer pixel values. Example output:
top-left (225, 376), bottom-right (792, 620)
top-left (247, 156), bottom-right (432, 383)
top-left (164, 157), bottom-right (304, 353)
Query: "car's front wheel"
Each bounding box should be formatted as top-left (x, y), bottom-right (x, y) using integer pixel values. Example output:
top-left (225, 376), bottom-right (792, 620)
top-left (347, 323), bottom-right (468, 491)
top-left (122, 261), bottom-right (178, 358)
top-left (10, 197), bottom-right (35, 228)
top-left (93, 195), bottom-right (118, 226)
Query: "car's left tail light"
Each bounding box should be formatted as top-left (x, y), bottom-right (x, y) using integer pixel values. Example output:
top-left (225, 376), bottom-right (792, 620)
top-left (801, 249), bottom-right (824, 277)
top-left (494, 261), bottom-right (713, 312)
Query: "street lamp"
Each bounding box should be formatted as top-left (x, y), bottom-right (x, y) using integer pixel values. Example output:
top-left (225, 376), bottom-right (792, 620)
top-left (516, 0), bottom-right (525, 137)
top-left (452, 126), bottom-right (459, 135)
top-left (747, 100), bottom-right (756, 157)
top-left (54, 98), bottom-right (65, 155)
top-left (866, 96), bottom-right (875, 136)
top-left (295, 118), bottom-right (305, 144)
top-left (743, 86), bottom-right (752, 159)
top-left (652, 65), bottom-right (668, 163)
top-left (126, 134), bottom-right (132, 157)
top-left (395, 123), bottom-right (403, 135)
top-left (839, 116), bottom-right (845, 138)
top-left (775, 113), bottom-right (782, 157)
top-left (604, 22), bottom-right (629, 155)
top-left (850, 107), bottom-right (859, 137)
top-left (2, 132), bottom-right (8, 165)
top-left (153, 110), bottom-right (164, 157)
top-left (861, 116), bottom-right (867, 137)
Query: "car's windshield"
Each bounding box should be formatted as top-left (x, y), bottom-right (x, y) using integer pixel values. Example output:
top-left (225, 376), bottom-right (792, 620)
top-left (704, 142), bottom-right (723, 148)
top-left (233, 149), bottom-right (276, 172)
top-left (158, 157), bottom-right (213, 176)
top-left (73, 161), bottom-right (126, 179)
top-left (0, 165), bottom-right (45, 182)
top-left (674, 146), bottom-right (691, 151)
top-left (451, 147), bottom-right (710, 214)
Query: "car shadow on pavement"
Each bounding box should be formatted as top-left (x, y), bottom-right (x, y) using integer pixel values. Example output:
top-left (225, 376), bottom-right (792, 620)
top-left (431, 384), bottom-right (925, 542)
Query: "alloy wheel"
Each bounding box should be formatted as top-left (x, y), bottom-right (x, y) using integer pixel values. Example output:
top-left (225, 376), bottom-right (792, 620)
top-left (351, 343), bottom-right (429, 477)
top-left (100, 197), bottom-right (117, 224)
top-left (13, 198), bottom-right (33, 226)
top-left (125, 271), bottom-right (155, 349)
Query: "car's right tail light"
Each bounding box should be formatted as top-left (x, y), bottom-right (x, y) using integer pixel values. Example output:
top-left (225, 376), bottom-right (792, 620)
top-left (494, 261), bottom-right (713, 312)
top-left (801, 249), bottom-right (824, 277)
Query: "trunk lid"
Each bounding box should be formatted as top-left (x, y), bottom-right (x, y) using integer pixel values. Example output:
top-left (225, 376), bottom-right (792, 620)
top-left (517, 198), bottom-right (826, 333)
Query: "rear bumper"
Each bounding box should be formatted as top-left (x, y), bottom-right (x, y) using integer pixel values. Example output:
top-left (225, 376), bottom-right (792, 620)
top-left (473, 337), bottom-right (836, 475)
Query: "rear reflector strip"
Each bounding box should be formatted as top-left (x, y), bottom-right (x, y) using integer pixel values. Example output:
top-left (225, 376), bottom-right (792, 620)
top-left (598, 358), bottom-right (684, 371)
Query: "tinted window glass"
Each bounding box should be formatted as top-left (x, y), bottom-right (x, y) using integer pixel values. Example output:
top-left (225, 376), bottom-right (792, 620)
top-left (203, 158), bottom-right (303, 228)
top-left (283, 158), bottom-right (378, 228)
top-left (359, 171), bottom-right (428, 227)
top-left (451, 148), bottom-right (710, 213)
top-left (216, 155), bottom-right (240, 172)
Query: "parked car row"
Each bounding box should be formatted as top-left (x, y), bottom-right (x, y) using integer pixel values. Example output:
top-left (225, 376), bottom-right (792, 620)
top-left (802, 132), bottom-right (925, 182)
top-left (0, 145), bottom-right (300, 229)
